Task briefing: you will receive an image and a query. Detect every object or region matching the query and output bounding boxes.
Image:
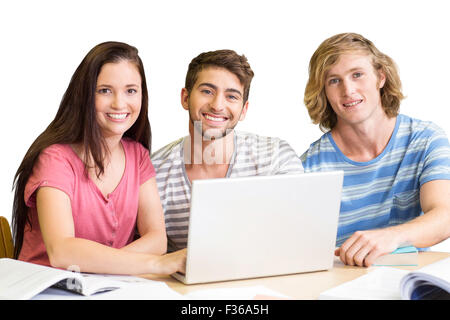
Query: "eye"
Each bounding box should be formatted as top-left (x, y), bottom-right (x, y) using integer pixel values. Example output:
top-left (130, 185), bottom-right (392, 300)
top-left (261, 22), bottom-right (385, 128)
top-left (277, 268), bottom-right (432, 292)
top-left (97, 88), bottom-right (111, 94)
top-left (227, 95), bottom-right (239, 101)
top-left (353, 72), bottom-right (363, 78)
top-left (201, 89), bottom-right (213, 95)
top-left (328, 78), bottom-right (340, 85)
top-left (127, 88), bottom-right (138, 94)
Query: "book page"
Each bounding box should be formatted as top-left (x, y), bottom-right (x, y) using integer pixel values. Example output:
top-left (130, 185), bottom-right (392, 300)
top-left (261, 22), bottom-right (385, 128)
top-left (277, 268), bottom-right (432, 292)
top-left (400, 257), bottom-right (450, 299)
top-left (319, 267), bottom-right (409, 300)
top-left (412, 257), bottom-right (450, 283)
top-left (54, 273), bottom-right (123, 296)
top-left (33, 277), bottom-right (182, 300)
top-left (183, 285), bottom-right (290, 300)
top-left (0, 258), bottom-right (80, 300)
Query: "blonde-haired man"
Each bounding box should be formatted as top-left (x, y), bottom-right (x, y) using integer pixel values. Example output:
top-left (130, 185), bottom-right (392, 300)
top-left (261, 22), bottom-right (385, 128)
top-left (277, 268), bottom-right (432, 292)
top-left (301, 33), bottom-right (450, 267)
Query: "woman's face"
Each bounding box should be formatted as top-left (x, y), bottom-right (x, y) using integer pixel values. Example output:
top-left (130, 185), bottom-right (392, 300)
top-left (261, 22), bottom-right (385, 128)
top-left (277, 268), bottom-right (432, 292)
top-left (95, 60), bottom-right (142, 140)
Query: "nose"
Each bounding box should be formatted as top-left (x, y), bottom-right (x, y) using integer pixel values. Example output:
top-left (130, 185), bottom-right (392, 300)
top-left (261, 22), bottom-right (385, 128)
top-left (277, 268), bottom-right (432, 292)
top-left (341, 79), bottom-right (355, 97)
top-left (209, 93), bottom-right (225, 112)
top-left (112, 92), bottom-right (127, 110)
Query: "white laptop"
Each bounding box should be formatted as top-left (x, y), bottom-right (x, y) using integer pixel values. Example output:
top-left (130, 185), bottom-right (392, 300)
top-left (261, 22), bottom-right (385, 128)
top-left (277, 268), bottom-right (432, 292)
top-left (172, 171), bottom-right (344, 284)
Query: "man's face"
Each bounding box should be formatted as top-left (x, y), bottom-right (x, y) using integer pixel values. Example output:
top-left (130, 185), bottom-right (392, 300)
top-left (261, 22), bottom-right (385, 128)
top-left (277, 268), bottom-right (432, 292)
top-left (324, 52), bottom-right (386, 127)
top-left (182, 67), bottom-right (248, 139)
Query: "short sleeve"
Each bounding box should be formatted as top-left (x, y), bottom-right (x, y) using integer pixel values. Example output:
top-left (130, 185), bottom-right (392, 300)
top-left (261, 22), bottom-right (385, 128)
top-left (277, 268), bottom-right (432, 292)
top-left (24, 145), bottom-right (75, 208)
top-left (271, 139), bottom-right (304, 174)
top-left (137, 143), bottom-right (156, 185)
top-left (419, 124), bottom-right (450, 186)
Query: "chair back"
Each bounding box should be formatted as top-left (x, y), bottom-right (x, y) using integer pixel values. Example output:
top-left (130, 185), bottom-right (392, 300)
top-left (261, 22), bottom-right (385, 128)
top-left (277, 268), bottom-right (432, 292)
top-left (0, 216), bottom-right (14, 259)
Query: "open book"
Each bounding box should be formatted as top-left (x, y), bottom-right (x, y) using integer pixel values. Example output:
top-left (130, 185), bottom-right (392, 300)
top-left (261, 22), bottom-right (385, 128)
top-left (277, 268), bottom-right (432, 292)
top-left (1, 258), bottom-right (290, 300)
top-left (400, 257), bottom-right (450, 299)
top-left (319, 257), bottom-right (450, 300)
top-left (0, 258), bottom-right (129, 300)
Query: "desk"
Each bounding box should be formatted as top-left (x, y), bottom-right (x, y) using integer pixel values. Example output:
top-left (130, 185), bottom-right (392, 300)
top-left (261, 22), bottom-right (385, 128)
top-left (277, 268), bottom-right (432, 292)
top-left (140, 251), bottom-right (449, 299)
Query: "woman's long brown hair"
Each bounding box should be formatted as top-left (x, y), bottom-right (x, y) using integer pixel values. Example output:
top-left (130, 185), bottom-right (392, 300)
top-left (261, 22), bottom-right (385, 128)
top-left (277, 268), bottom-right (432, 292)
top-left (12, 42), bottom-right (151, 258)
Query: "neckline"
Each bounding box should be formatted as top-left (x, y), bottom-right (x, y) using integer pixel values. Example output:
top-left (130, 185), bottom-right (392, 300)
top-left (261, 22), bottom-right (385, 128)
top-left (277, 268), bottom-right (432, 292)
top-left (180, 132), bottom-right (237, 188)
top-left (68, 139), bottom-right (127, 201)
top-left (326, 115), bottom-right (401, 166)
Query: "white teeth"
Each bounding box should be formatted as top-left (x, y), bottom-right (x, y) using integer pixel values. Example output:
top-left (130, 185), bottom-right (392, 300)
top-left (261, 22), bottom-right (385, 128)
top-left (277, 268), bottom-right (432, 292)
top-left (204, 114), bottom-right (226, 121)
top-left (107, 113), bottom-right (128, 119)
top-left (343, 100), bottom-right (362, 107)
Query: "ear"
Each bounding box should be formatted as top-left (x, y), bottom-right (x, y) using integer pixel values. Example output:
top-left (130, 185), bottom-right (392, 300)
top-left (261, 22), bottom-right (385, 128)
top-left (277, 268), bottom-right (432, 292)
top-left (181, 88), bottom-right (189, 110)
top-left (239, 101), bottom-right (249, 121)
top-left (378, 70), bottom-right (386, 89)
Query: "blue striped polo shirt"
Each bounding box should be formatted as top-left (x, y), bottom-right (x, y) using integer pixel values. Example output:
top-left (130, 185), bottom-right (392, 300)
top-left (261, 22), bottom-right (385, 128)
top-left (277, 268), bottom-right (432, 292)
top-left (300, 114), bottom-right (450, 247)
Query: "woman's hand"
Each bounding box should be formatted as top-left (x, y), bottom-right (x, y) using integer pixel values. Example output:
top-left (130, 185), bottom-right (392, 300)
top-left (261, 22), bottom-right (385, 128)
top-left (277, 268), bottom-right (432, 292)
top-left (150, 248), bottom-right (187, 275)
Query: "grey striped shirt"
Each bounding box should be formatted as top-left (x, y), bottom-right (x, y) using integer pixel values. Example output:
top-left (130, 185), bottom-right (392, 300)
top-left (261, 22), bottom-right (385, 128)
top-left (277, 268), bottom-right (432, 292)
top-left (151, 131), bottom-right (304, 251)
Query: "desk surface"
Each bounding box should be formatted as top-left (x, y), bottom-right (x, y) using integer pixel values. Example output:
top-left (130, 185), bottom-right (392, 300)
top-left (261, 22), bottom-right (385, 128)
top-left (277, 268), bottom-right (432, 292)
top-left (141, 251), bottom-right (449, 299)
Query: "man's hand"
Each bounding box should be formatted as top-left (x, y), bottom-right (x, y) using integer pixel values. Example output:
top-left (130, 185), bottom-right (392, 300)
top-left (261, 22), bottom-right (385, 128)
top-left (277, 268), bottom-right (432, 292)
top-left (335, 228), bottom-right (402, 267)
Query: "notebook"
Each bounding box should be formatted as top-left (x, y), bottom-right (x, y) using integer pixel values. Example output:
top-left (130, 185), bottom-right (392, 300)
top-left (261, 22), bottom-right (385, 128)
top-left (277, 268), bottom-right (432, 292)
top-left (172, 171), bottom-right (344, 284)
top-left (372, 245), bottom-right (418, 266)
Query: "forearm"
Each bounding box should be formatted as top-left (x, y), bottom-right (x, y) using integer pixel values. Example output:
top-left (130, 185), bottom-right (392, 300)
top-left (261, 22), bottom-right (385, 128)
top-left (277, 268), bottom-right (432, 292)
top-left (36, 186), bottom-right (179, 275)
top-left (47, 236), bottom-right (161, 275)
top-left (121, 230), bottom-right (167, 255)
top-left (389, 207), bottom-right (450, 248)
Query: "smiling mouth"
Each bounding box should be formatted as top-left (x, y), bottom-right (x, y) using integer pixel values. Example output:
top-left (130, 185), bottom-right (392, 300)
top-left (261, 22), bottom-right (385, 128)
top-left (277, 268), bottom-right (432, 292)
top-left (107, 113), bottom-right (129, 120)
top-left (203, 113), bottom-right (228, 122)
top-left (343, 100), bottom-right (363, 108)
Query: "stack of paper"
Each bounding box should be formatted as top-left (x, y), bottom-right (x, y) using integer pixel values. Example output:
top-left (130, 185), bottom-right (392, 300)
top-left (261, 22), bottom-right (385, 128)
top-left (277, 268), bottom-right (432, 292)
top-left (183, 286), bottom-right (290, 300)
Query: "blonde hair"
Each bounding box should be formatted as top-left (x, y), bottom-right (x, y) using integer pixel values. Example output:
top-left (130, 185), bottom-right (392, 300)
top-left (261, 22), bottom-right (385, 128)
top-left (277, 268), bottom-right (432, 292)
top-left (304, 33), bottom-right (405, 131)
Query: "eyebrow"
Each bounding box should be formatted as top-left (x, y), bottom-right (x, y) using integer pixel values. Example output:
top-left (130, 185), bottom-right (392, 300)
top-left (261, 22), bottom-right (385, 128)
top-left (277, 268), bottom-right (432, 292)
top-left (198, 82), bottom-right (242, 97)
top-left (326, 67), bottom-right (364, 79)
top-left (96, 84), bottom-right (140, 88)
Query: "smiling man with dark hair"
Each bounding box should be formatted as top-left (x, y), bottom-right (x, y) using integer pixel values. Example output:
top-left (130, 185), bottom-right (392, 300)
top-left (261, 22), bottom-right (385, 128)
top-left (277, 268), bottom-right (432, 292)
top-left (152, 49), bottom-right (303, 251)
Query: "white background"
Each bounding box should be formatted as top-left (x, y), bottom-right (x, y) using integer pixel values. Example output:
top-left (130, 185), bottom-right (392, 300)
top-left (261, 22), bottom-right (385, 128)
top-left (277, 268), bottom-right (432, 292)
top-left (1, 0), bottom-right (449, 251)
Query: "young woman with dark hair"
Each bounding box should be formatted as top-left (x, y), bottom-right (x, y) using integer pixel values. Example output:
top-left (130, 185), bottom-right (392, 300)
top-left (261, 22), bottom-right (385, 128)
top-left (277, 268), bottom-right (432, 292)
top-left (12, 41), bottom-right (186, 275)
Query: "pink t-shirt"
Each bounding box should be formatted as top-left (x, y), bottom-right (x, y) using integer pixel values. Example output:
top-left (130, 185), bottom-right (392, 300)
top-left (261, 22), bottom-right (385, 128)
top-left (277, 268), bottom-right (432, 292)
top-left (19, 138), bottom-right (155, 266)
